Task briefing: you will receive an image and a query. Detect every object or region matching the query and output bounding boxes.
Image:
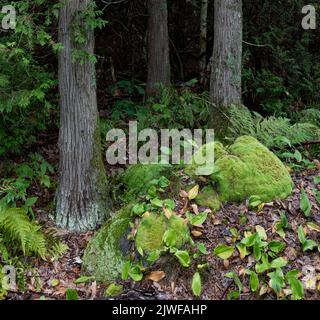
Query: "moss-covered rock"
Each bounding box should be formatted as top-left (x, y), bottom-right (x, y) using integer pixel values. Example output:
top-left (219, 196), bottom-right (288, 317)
top-left (214, 136), bottom-right (293, 202)
top-left (135, 213), bottom-right (189, 254)
top-left (196, 186), bottom-right (221, 212)
top-left (185, 141), bottom-right (227, 178)
top-left (120, 164), bottom-right (171, 200)
top-left (82, 205), bottom-right (133, 282)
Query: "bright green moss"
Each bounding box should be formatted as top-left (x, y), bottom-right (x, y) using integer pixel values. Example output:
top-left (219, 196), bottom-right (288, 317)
top-left (120, 164), bottom-right (171, 200)
top-left (82, 205), bottom-right (133, 282)
top-left (135, 213), bottom-right (189, 254)
top-left (196, 185), bottom-right (221, 212)
top-left (185, 141), bottom-right (227, 178)
top-left (214, 136), bottom-right (293, 202)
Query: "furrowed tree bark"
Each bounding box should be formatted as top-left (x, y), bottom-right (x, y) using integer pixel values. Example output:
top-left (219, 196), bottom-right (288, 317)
top-left (146, 0), bottom-right (171, 99)
top-left (200, 0), bottom-right (209, 84)
top-left (210, 0), bottom-right (242, 133)
top-left (56, 0), bottom-right (109, 231)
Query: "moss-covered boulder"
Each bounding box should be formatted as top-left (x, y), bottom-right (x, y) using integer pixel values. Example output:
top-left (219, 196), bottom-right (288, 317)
top-left (185, 141), bottom-right (227, 178)
top-left (214, 136), bottom-right (293, 202)
top-left (184, 136), bottom-right (293, 204)
top-left (135, 213), bottom-right (189, 254)
top-left (82, 205), bottom-right (133, 282)
top-left (196, 186), bottom-right (221, 212)
top-left (120, 164), bottom-right (171, 200)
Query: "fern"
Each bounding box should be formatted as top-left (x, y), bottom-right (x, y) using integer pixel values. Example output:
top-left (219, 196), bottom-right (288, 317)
top-left (0, 208), bottom-right (46, 259)
top-left (228, 105), bottom-right (320, 148)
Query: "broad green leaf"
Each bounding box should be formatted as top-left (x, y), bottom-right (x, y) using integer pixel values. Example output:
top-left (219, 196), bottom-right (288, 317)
top-left (241, 233), bottom-right (258, 247)
top-left (302, 239), bottom-right (317, 252)
top-left (289, 278), bottom-right (304, 300)
top-left (105, 283), bottom-right (123, 297)
top-left (128, 265), bottom-right (143, 282)
top-left (175, 250), bottom-right (191, 267)
top-left (236, 243), bottom-right (248, 259)
top-left (225, 272), bottom-right (243, 292)
top-left (66, 289), bottom-right (78, 300)
top-left (300, 189), bottom-right (312, 217)
top-left (270, 257), bottom-right (288, 269)
top-left (163, 229), bottom-right (177, 248)
top-left (268, 269), bottom-right (285, 296)
top-left (25, 197), bottom-right (38, 207)
top-left (186, 211), bottom-right (208, 226)
top-left (268, 241), bottom-right (286, 254)
top-left (197, 243), bottom-right (208, 255)
top-left (253, 243), bottom-right (262, 261)
top-left (255, 226), bottom-right (267, 241)
top-left (188, 185), bottom-right (199, 200)
top-left (192, 272), bottom-right (202, 297)
top-left (214, 244), bottom-right (234, 260)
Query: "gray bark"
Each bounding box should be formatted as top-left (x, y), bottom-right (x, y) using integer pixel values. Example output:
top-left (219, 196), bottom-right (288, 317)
top-left (210, 0), bottom-right (242, 109)
top-left (200, 0), bottom-right (209, 83)
top-left (146, 0), bottom-right (171, 98)
top-left (56, 0), bottom-right (109, 231)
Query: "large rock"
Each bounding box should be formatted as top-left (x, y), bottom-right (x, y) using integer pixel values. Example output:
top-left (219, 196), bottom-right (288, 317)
top-left (185, 136), bottom-right (293, 204)
top-left (82, 205), bottom-right (133, 282)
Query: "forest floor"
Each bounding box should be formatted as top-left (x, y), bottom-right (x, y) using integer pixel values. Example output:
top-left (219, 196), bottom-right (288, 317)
top-left (5, 140), bottom-right (320, 300)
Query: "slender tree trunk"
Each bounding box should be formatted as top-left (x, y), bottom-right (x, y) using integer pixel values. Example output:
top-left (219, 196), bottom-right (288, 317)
top-left (210, 0), bottom-right (242, 126)
top-left (146, 0), bottom-right (171, 98)
top-left (56, 0), bottom-right (109, 231)
top-left (200, 0), bottom-right (209, 84)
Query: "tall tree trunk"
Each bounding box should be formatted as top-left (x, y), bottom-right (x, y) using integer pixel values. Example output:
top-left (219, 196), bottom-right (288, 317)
top-left (56, 0), bottom-right (109, 231)
top-left (200, 0), bottom-right (209, 84)
top-left (146, 0), bottom-right (171, 98)
top-left (210, 0), bottom-right (242, 131)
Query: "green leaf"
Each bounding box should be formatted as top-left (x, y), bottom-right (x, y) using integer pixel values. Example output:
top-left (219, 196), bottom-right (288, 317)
top-left (192, 272), bottom-right (202, 297)
top-left (294, 150), bottom-right (302, 163)
top-left (302, 239), bottom-right (317, 252)
top-left (74, 276), bottom-right (95, 285)
top-left (268, 269), bottom-right (285, 296)
top-left (288, 278), bottom-right (304, 300)
top-left (105, 283), bottom-right (123, 297)
top-left (255, 226), bottom-right (267, 241)
top-left (66, 289), bottom-right (78, 300)
top-left (186, 211), bottom-right (208, 226)
top-left (197, 242), bottom-right (208, 255)
top-left (214, 244), bottom-right (234, 260)
top-left (300, 189), bottom-right (312, 217)
top-left (150, 198), bottom-right (163, 208)
top-left (249, 271), bottom-right (259, 292)
top-left (268, 241), bottom-right (286, 254)
top-left (241, 233), bottom-right (258, 247)
top-left (236, 243), bottom-right (248, 259)
top-left (128, 265), bottom-right (143, 282)
top-left (175, 250), bottom-right (191, 267)
top-left (121, 261), bottom-right (131, 280)
top-left (163, 229), bottom-right (177, 248)
top-left (188, 185), bottom-right (199, 200)
top-left (270, 257), bottom-right (288, 269)
top-left (225, 272), bottom-right (243, 292)
top-left (297, 225), bottom-right (306, 244)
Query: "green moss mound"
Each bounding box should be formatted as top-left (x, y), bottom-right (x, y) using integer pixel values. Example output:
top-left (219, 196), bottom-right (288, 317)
top-left (135, 213), bottom-right (189, 254)
top-left (120, 164), bottom-right (171, 200)
top-left (196, 186), bottom-right (221, 212)
top-left (185, 141), bottom-right (227, 178)
top-left (214, 136), bottom-right (293, 202)
top-left (82, 205), bottom-right (133, 282)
